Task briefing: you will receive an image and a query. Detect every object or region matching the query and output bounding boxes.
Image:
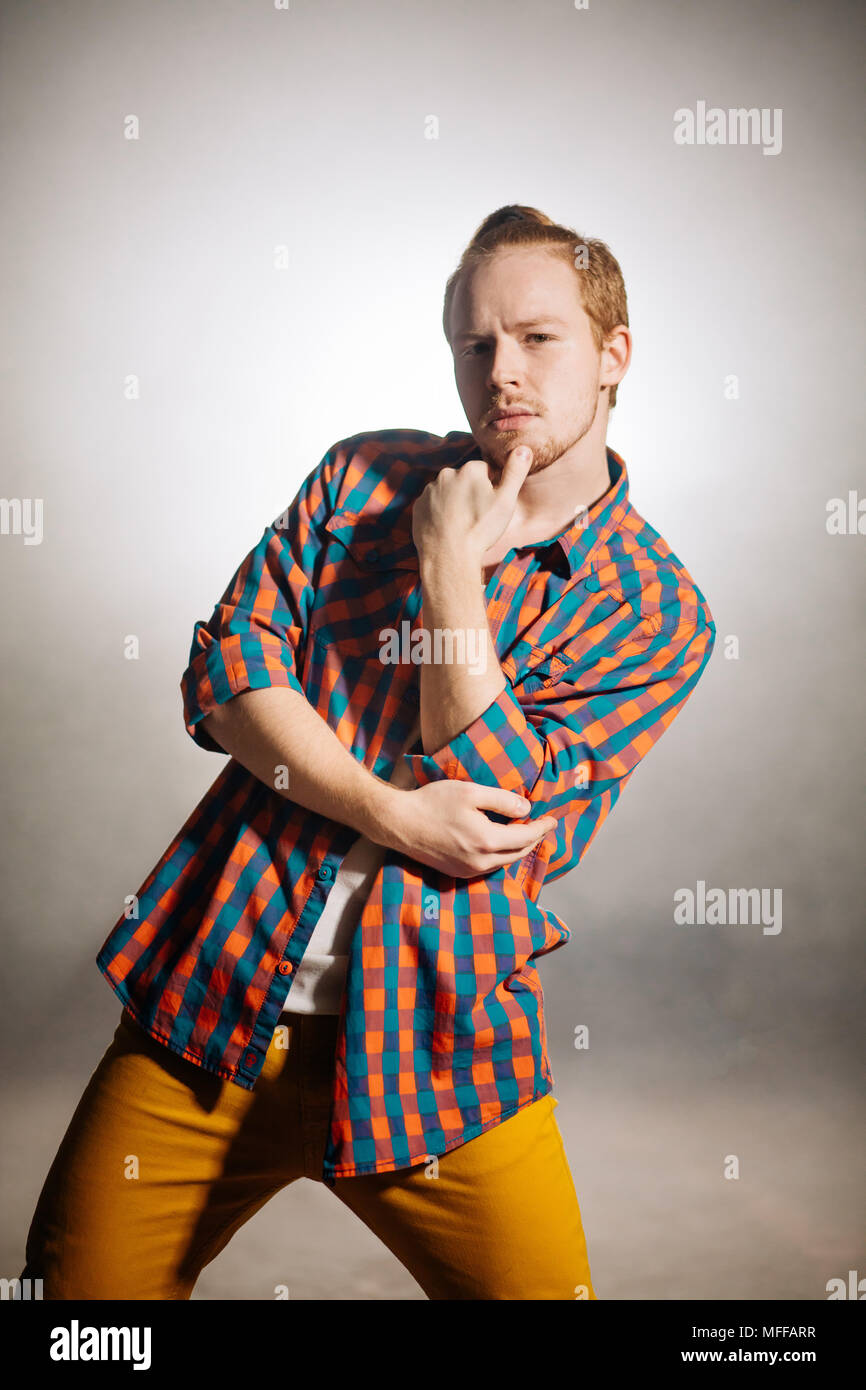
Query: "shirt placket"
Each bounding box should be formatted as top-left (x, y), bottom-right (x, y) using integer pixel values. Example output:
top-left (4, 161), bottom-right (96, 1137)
top-left (485, 550), bottom-right (530, 647)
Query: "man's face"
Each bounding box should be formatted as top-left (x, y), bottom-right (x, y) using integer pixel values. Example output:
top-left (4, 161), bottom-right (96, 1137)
top-left (450, 247), bottom-right (608, 475)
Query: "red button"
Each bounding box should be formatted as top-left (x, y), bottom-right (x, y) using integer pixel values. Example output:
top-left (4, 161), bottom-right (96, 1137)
top-left (278, 961), bottom-right (292, 975)
top-left (244, 1051), bottom-right (256, 1067)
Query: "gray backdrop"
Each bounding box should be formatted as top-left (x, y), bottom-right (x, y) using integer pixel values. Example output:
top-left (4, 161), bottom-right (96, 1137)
top-left (1, 0), bottom-right (863, 1300)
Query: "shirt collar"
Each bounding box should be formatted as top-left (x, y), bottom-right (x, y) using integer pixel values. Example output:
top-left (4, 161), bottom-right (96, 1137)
top-left (453, 437), bottom-right (630, 579)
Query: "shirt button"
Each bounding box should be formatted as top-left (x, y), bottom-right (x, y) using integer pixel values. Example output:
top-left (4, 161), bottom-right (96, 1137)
top-left (317, 864), bottom-right (333, 881)
top-left (244, 1051), bottom-right (257, 1067)
top-left (366, 548), bottom-right (379, 564)
top-left (278, 960), bottom-right (293, 975)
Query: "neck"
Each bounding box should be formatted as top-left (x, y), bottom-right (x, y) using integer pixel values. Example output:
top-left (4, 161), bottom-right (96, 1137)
top-left (505, 413), bottom-right (613, 543)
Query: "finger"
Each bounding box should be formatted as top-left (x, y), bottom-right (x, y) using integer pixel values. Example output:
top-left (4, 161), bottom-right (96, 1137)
top-left (468, 786), bottom-right (532, 818)
top-left (493, 445), bottom-right (534, 504)
top-left (478, 844), bottom-right (549, 872)
top-left (481, 819), bottom-right (557, 853)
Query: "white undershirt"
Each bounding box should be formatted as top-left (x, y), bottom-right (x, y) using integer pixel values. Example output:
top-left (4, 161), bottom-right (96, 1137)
top-left (278, 715), bottom-right (421, 1016)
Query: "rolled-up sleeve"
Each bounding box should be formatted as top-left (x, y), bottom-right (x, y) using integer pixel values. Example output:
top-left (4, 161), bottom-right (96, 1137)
top-left (180, 445), bottom-right (341, 752)
top-left (403, 601), bottom-right (716, 883)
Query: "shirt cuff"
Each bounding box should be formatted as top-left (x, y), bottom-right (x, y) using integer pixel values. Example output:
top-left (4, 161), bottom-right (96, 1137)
top-left (182, 639), bottom-right (307, 750)
top-left (402, 685), bottom-right (543, 796)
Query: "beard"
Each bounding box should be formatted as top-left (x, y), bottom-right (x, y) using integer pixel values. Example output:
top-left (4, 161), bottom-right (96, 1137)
top-left (478, 383), bottom-right (601, 476)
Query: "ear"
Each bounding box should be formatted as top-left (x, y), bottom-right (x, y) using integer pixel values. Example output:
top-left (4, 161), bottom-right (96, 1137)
top-left (600, 324), bottom-right (631, 391)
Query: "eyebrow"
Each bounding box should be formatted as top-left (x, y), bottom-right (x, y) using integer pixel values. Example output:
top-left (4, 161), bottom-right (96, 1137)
top-left (454, 316), bottom-right (570, 342)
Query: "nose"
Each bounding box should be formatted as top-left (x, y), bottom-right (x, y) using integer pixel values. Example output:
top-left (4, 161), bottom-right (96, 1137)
top-left (485, 338), bottom-right (524, 394)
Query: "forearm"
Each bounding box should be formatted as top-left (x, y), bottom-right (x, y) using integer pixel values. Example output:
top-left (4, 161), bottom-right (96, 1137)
top-left (201, 686), bottom-right (403, 846)
top-left (417, 546), bottom-right (507, 754)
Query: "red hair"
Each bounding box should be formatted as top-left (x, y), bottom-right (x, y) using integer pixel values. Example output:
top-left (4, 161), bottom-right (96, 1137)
top-left (443, 205), bottom-right (629, 408)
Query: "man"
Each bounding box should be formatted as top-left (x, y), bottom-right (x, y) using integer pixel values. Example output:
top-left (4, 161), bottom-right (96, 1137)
top-left (21, 205), bottom-right (715, 1300)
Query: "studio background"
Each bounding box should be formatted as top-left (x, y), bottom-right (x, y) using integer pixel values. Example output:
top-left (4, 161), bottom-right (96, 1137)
top-left (1, 0), bottom-right (863, 1299)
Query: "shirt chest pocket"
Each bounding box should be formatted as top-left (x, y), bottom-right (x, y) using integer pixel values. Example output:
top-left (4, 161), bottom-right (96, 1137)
top-left (309, 508), bottom-right (421, 662)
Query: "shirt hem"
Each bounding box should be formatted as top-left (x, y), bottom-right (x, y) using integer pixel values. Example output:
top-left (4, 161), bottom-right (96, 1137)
top-left (322, 1082), bottom-right (555, 1181)
top-left (96, 958), bottom-right (557, 1180)
top-left (95, 960), bottom-right (257, 1090)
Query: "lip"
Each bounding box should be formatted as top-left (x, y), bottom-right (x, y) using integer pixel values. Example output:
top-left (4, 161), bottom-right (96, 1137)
top-left (489, 412), bottom-right (537, 431)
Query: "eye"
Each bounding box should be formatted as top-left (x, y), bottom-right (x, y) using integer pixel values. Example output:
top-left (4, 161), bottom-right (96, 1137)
top-left (461, 334), bottom-right (553, 356)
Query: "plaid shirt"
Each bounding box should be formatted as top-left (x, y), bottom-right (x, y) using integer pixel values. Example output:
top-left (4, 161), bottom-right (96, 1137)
top-left (96, 428), bottom-right (716, 1181)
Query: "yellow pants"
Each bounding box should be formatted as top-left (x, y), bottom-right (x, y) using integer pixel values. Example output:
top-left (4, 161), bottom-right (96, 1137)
top-left (22, 1007), bottom-right (597, 1300)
